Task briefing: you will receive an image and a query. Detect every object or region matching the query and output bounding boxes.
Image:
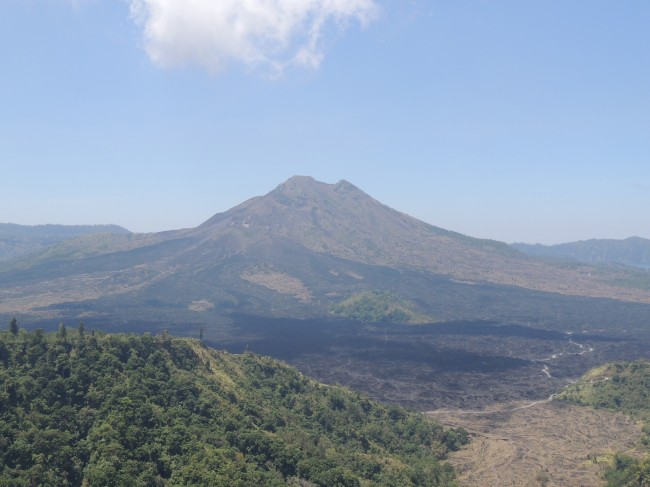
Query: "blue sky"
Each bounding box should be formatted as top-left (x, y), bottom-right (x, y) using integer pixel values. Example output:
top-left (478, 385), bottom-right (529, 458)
top-left (1, 0), bottom-right (648, 244)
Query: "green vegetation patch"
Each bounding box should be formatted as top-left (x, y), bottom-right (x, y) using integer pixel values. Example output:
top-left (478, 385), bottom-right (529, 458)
top-left (0, 323), bottom-right (465, 486)
top-left (557, 361), bottom-right (650, 419)
top-left (330, 291), bottom-right (434, 324)
top-left (557, 361), bottom-right (650, 486)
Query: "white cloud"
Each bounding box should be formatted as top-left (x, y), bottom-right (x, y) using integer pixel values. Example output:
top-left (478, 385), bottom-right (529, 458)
top-left (129, 0), bottom-right (379, 75)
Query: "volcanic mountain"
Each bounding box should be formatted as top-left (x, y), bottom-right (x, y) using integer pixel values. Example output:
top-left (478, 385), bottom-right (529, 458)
top-left (1, 176), bottom-right (649, 327)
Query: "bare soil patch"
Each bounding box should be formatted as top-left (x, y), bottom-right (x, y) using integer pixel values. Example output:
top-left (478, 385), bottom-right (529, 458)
top-left (240, 267), bottom-right (312, 302)
top-left (428, 400), bottom-right (643, 487)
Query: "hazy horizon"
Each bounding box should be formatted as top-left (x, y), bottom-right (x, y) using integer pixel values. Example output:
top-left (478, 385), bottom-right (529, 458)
top-left (2, 1), bottom-right (648, 245)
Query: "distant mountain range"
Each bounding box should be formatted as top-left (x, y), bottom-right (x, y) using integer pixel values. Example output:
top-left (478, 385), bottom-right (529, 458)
top-left (1, 176), bottom-right (650, 327)
top-left (0, 223), bottom-right (129, 261)
top-left (512, 237), bottom-right (650, 270)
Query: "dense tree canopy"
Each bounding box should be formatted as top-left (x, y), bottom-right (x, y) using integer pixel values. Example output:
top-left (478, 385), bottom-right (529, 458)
top-left (0, 327), bottom-right (466, 486)
top-left (330, 291), bottom-right (431, 324)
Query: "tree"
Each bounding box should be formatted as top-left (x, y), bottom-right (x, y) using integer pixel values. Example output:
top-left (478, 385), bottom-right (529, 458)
top-left (536, 470), bottom-right (550, 487)
top-left (9, 317), bottom-right (18, 335)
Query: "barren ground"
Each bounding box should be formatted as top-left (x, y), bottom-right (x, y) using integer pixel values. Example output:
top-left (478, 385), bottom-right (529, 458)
top-left (427, 400), bottom-right (643, 487)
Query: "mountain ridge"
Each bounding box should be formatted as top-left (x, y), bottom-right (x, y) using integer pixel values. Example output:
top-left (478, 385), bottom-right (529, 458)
top-left (0, 223), bottom-right (130, 262)
top-left (513, 237), bottom-right (650, 270)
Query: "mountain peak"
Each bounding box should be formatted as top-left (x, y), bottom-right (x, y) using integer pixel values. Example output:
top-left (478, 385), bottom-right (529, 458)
top-left (264, 176), bottom-right (370, 209)
top-left (334, 179), bottom-right (361, 193)
top-left (279, 175), bottom-right (319, 187)
top-left (273, 176), bottom-right (362, 193)
top-left (271, 175), bottom-right (321, 196)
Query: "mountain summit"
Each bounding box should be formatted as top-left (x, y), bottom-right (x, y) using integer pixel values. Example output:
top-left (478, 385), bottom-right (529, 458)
top-left (1, 176), bottom-right (650, 325)
top-left (197, 175), bottom-right (514, 270)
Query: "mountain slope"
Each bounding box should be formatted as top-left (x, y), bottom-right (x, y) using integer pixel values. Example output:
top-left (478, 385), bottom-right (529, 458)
top-left (557, 361), bottom-right (650, 486)
top-left (0, 223), bottom-right (130, 262)
top-left (0, 328), bottom-right (464, 486)
top-left (197, 176), bottom-right (520, 273)
top-left (1, 176), bottom-right (650, 325)
top-left (513, 237), bottom-right (650, 269)
top-left (192, 177), bottom-right (650, 301)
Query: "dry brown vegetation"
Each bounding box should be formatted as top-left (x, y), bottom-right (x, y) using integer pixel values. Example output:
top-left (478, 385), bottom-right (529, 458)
top-left (240, 266), bottom-right (313, 302)
top-left (427, 400), bottom-right (643, 487)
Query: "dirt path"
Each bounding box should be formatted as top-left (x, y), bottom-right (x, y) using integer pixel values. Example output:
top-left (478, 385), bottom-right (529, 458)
top-left (426, 394), bottom-right (557, 417)
top-left (534, 335), bottom-right (595, 383)
top-left (427, 400), bottom-right (642, 487)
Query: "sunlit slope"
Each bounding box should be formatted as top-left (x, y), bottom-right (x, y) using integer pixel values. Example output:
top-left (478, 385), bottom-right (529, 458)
top-left (557, 361), bottom-right (650, 486)
top-left (0, 328), bottom-right (465, 486)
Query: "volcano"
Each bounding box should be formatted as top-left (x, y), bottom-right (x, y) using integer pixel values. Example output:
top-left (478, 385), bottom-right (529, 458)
top-left (2, 176), bottom-right (649, 327)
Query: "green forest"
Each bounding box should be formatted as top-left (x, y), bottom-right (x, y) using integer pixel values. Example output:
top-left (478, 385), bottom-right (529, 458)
top-left (330, 291), bottom-right (432, 324)
top-left (558, 361), bottom-right (650, 486)
top-left (0, 322), bottom-right (466, 486)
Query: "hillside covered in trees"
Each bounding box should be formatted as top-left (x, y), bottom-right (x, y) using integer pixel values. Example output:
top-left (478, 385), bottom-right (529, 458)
top-left (558, 361), bottom-right (650, 486)
top-left (0, 324), bottom-right (466, 486)
top-left (329, 291), bottom-right (432, 324)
